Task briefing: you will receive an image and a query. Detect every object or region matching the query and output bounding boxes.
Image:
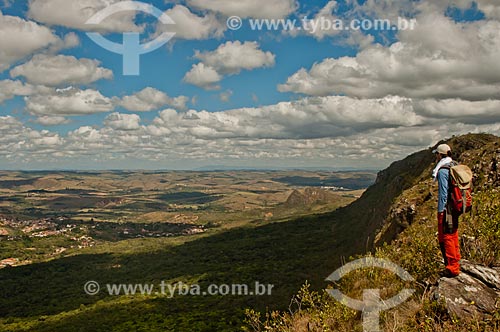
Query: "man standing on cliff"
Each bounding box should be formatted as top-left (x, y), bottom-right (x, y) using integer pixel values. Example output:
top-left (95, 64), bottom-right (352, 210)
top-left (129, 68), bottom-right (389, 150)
top-left (432, 143), bottom-right (460, 277)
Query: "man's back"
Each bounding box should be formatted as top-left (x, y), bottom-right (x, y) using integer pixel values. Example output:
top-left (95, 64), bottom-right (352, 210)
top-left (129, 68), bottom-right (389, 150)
top-left (437, 167), bottom-right (450, 213)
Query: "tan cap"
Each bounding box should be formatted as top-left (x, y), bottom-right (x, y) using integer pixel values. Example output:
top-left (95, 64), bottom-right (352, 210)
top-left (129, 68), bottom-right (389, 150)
top-left (432, 143), bottom-right (451, 155)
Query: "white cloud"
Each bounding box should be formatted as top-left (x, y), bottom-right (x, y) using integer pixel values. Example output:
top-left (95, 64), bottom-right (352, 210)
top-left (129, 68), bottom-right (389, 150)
top-left (27, 0), bottom-right (143, 33)
top-left (183, 63), bottom-right (222, 90)
top-left (279, 13), bottom-right (500, 100)
top-left (155, 5), bottom-right (225, 40)
top-left (346, 0), bottom-right (419, 23)
top-left (67, 126), bottom-right (103, 145)
top-left (288, 1), bottom-right (341, 40)
top-left (104, 113), bottom-right (141, 131)
top-left (29, 132), bottom-right (64, 147)
top-left (0, 79), bottom-right (52, 104)
top-left (476, 0), bottom-right (500, 19)
top-left (169, 95), bottom-right (190, 111)
top-left (147, 95), bottom-right (424, 140)
top-left (34, 115), bottom-right (70, 126)
top-left (25, 88), bottom-right (114, 116)
top-left (10, 54), bottom-right (113, 86)
top-left (47, 32), bottom-right (81, 53)
top-left (0, 116), bottom-right (65, 160)
top-left (118, 88), bottom-right (166, 112)
top-left (3, 0), bottom-right (500, 169)
top-left (0, 116), bottom-right (22, 132)
top-left (184, 41), bottom-right (275, 89)
top-left (118, 87), bottom-right (189, 112)
top-left (347, 0), bottom-right (500, 22)
top-left (309, 1), bottom-right (341, 39)
top-left (0, 12), bottom-right (59, 71)
top-left (3, 95), bottom-right (500, 169)
top-left (284, 1), bottom-right (375, 48)
top-left (186, 0), bottom-right (297, 19)
top-left (415, 99), bottom-right (500, 124)
top-left (194, 41), bottom-right (275, 75)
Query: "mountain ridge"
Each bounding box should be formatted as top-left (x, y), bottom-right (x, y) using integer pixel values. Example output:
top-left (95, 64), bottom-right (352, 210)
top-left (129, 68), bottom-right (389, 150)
top-left (331, 133), bottom-right (500, 252)
top-left (246, 133), bottom-right (500, 331)
top-left (1, 133), bottom-right (499, 332)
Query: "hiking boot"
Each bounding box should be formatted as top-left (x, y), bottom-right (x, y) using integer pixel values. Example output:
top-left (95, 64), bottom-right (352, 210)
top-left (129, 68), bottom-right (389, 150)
top-left (439, 269), bottom-right (459, 278)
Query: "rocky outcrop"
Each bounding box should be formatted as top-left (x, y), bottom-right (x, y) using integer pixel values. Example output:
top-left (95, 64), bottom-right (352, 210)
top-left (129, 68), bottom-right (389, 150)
top-left (373, 134), bottom-right (500, 247)
top-left (433, 260), bottom-right (500, 320)
top-left (284, 188), bottom-right (335, 207)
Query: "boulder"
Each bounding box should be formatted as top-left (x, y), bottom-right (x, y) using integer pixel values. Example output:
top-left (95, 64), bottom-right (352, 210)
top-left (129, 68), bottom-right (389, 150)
top-left (433, 260), bottom-right (500, 319)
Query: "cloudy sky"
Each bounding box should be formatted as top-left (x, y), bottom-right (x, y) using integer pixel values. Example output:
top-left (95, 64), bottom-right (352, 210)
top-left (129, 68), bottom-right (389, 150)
top-left (1, 0), bottom-right (500, 170)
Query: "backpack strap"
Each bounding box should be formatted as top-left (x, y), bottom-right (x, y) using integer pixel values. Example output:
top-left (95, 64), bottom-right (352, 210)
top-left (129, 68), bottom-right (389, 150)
top-left (438, 160), bottom-right (457, 172)
top-left (437, 161), bottom-right (456, 211)
top-left (462, 189), bottom-right (467, 214)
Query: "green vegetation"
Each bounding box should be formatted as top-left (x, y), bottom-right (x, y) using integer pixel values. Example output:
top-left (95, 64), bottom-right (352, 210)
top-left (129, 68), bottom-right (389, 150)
top-left (157, 191), bottom-right (222, 204)
top-left (244, 189), bottom-right (500, 332)
top-left (0, 170), bottom-right (369, 331)
top-left (0, 134), bottom-right (498, 331)
top-left (0, 170), bottom-right (365, 264)
top-left (461, 191), bottom-right (500, 266)
top-left (244, 134), bottom-right (500, 332)
top-left (0, 211), bottom-right (366, 331)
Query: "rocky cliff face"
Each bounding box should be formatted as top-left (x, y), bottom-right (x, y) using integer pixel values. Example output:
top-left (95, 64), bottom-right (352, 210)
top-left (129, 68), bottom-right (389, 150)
top-left (245, 134), bottom-right (500, 330)
top-left (368, 134), bottom-right (500, 321)
top-left (330, 146), bottom-right (434, 252)
top-left (321, 134), bottom-right (500, 260)
top-left (372, 134), bottom-right (500, 247)
top-left (329, 134), bottom-right (500, 320)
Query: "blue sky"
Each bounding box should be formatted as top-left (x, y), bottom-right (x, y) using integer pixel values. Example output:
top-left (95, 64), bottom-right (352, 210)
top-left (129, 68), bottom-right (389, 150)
top-left (1, 0), bottom-right (500, 170)
top-left (1, 0), bottom-right (353, 127)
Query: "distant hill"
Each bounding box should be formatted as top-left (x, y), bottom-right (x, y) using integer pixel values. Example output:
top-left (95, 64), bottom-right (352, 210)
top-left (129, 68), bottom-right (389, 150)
top-left (1, 134), bottom-right (498, 332)
top-left (193, 165), bottom-right (379, 172)
top-left (284, 188), bottom-right (341, 207)
top-left (272, 172), bottom-right (376, 189)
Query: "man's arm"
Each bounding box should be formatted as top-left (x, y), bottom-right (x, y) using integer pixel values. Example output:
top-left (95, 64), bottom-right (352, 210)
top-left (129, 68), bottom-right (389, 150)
top-left (437, 168), bottom-right (449, 213)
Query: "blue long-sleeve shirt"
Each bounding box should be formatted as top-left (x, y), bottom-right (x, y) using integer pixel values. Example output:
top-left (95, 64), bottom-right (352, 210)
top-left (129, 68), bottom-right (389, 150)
top-left (437, 168), bottom-right (449, 212)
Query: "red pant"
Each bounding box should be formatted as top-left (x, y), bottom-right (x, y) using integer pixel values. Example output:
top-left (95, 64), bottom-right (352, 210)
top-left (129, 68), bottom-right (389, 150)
top-left (438, 211), bottom-right (461, 275)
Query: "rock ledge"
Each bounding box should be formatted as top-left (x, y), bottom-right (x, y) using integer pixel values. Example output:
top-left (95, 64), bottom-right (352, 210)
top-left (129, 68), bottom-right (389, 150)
top-left (433, 260), bottom-right (500, 319)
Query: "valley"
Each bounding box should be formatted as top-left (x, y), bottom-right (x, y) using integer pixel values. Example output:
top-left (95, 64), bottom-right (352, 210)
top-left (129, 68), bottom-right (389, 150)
top-left (0, 170), bottom-right (372, 267)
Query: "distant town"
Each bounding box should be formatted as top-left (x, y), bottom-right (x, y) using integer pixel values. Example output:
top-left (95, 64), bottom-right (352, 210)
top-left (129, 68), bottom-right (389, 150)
top-left (0, 215), bottom-right (205, 268)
